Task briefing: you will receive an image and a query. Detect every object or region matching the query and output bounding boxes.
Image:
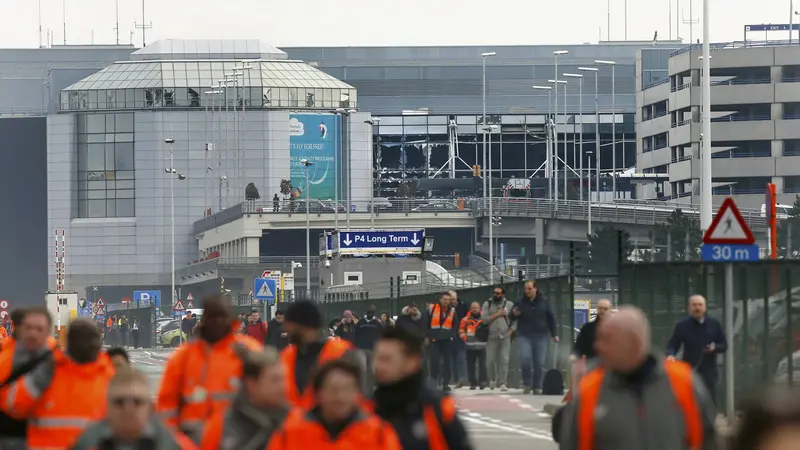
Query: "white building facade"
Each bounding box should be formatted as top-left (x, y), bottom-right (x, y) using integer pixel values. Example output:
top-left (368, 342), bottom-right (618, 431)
top-left (47, 39), bottom-right (372, 295)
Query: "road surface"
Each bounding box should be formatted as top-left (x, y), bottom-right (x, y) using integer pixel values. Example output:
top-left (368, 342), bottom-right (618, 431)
top-left (130, 349), bottom-right (559, 450)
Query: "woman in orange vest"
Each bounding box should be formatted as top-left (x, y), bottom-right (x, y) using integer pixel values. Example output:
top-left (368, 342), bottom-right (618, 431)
top-left (267, 358), bottom-right (400, 450)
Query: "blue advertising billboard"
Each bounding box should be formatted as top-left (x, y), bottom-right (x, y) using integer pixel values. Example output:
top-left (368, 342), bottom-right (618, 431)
top-left (289, 113), bottom-right (341, 201)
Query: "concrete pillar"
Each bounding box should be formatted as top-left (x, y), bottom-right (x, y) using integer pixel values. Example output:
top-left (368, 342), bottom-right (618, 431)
top-left (773, 175), bottom-right (784, 194)
top-left (534, 219), bottom-right (546, 254)
top-left (771, 66), bottom-right (782, 84)
top-left (245, 237), bottom-right (260, 258)
top-left (772, 102), bottom-right (784, 121)
top-left (771, 140), bottom-right (783, 158)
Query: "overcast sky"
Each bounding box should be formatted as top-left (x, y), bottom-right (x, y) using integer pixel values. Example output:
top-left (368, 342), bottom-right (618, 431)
top-left (0, 1), bottom-right (794, 48)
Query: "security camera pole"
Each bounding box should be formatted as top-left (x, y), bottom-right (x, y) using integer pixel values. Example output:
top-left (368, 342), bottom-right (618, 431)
top-left (300, 159), bottom-right (313, 295)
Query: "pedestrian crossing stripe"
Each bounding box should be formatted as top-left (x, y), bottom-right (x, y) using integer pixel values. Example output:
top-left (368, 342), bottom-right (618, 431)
top-left (256, 280), bottom-right (274, 298)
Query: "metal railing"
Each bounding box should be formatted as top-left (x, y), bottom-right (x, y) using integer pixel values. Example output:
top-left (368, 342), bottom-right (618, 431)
top-left (671, 82), bottom-right (692, 93)
top-left (470, 198), bottom-right (768, 229)
top-left (669, 39), bottom-right (796, 57)
top-left (711, 78), bottom-right (771, 86)
top-left (194, 198), bottom-right (470, 234)
top-left (711, 114), bottom-right (771, 122)
top-left (643, 77), bottom-right (670, 90)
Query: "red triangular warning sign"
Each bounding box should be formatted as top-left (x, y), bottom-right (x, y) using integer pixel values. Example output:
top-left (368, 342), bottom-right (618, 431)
top-left (702, 197), bottom-right (755, 245)
top-left (186, 293), bottom-right (194, 308)
top-left (173, 299), bottom-right (186, 311)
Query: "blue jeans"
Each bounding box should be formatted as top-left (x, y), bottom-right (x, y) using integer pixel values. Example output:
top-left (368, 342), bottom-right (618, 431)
top-left (518, 335), bottom-right (550, 389)
top-left (451, 339), bottom-right (467, 383)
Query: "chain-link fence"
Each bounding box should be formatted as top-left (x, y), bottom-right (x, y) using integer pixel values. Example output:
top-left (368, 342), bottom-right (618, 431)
top-left (619, 260), bottom-right (800, 410)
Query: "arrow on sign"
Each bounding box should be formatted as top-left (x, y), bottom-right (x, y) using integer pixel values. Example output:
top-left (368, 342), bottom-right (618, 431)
top-left (411, 233), bottom-right (420, 245)
top-left (342, 233), bottom-right (353, 246)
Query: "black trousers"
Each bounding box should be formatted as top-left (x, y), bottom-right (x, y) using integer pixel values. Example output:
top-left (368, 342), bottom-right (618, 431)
top-left (428, 339), bottom-right (452, 386)
top-left (466, 348), bottom-right (488, 386)
top-left (132, 330), bottom-right (140, 348)
top-left (700, 371), bottom-right (718, 407)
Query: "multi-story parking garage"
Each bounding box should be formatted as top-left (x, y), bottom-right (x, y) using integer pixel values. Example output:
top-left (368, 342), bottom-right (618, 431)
top-left (635, 41), bottom-right (800, 208)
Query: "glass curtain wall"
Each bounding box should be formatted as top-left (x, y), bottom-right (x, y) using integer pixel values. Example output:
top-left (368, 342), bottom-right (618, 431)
top-left (372, 113), bottom-right (635, 199)
top-left (76, 113), bottom-right (135, 218)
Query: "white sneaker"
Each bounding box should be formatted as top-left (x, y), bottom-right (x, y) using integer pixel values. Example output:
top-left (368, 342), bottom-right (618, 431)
top-left (500, 384), bottom-right (508, 391)
top-left (489, 381), bottom-right (496, 390)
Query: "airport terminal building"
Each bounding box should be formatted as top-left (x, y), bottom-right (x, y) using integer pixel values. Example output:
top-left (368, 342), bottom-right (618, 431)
top-left (0, 37), bottom-right (687, 302)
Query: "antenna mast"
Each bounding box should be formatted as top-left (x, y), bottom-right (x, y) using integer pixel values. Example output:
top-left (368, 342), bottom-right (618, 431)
top-left (38, 0), bottom-right (43, 47)
top-left (114, 0), bottom-right (120, 44)
top-left (62, 0), bottom-right (67, 44)
top-left (134, 0), bottom-right (153, 47)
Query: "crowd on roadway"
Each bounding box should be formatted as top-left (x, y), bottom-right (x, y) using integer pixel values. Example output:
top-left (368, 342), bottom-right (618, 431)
top-left (0, 283), bottom-right (798, 450)
top-left (98, 314), bottom-right (142, 348)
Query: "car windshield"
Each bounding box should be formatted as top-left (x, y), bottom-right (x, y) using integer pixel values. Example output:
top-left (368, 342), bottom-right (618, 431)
top-left (162, 321), bottom-right (180, 332)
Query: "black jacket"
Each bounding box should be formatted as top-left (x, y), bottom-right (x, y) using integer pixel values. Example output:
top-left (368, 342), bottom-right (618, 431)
top-left (572, 319), bottom-right (600, 360)
top-left (334, 322), bottom-right (356, 343)
top-left (266, 319), bottom-right (288, 350)
top-left (512, 291), bottom-right (557, 338)
top-left (666, 316), bottom-right (728, 376)
top-left (373, 372), bottom-right (473, 450)
top-left (354, 318), bottom-right (383, 350)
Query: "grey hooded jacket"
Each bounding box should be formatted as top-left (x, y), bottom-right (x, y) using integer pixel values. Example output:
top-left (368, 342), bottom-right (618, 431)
top-left (70, 419), bottom-right (185, 450)
top-left (558, 356), bottom-right (718, 450)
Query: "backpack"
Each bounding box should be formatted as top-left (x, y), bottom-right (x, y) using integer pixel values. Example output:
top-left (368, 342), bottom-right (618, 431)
top-left (542, 369), bottom-right (564, 395)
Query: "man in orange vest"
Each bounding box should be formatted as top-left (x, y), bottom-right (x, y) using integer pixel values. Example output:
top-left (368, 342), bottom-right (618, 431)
top-left (156, 294), bottom-right (262, 443)
top-left (280, 300), bottom-right (359, 408)
top-left (555, 306), bottom-right (718, 450)
top-left (425, 291), bottom-right (459, 391)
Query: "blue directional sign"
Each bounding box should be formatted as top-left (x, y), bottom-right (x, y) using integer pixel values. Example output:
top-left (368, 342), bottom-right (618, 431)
top-left (701, 244), bottom-right (760, 262)
top-left (745, 24), bottom-right (800, 32)
top-left (254, 278), bottom-right (277, 304)
top-left (134, 290), bottom-right (161, 308)
top-left (337, 229), bottom-right (425, 255)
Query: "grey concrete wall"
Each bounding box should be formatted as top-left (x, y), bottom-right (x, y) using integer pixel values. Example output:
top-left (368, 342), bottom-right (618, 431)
top-left (0, 117), bottom-right (47, 305)
top-left (320, 257), bottom-right (427, 299)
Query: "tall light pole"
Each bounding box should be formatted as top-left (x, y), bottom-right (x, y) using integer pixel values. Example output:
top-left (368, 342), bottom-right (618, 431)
top-left (533, 85), bottom-right (553, 199)
top-left (700, 1), bottom-right (712, 230)
top-left (234, 63), bottom-right (252, 204)
top-left (165, 138), bottom-right (185, 334)
top-left (595, 60), bottom-right (616, 198)
top-left (549, 79), bottom-right (568, 201)
top-left (579, 67), bottom-right (599, 201)
top-left (365, 117), bottom-right (381, 229)
top-left (553, 50), bottom-right (568, 200)
top-left (203, 88), bottom-right (221, 216)
top-left (564, 73), bottom-right (584, 200)
top-left (484, 124), bottom-right (497, 283)
top-left (300, 159), bottom-right (313, 295)
top-left (481, 52), bottom-right (496, 205)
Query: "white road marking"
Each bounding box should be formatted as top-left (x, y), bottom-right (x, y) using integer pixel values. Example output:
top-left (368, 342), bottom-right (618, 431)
top-left (460, 410), bottom-right (553, 441)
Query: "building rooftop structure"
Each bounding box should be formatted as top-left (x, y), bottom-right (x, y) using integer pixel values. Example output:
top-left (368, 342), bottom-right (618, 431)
top-left (59, 39), bottom-right (356, 112)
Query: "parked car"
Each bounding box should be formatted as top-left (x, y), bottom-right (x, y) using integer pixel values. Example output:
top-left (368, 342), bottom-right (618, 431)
top-left (370, 197), bottom-right (393, 211)
top-left (158, 320), bottom-right (189, 347)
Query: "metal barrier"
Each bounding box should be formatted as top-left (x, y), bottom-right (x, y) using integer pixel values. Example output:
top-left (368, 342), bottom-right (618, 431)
top-left (471, 198), bottom-right (768, 230)
top-left (619, 260), bottom-right (800, 410)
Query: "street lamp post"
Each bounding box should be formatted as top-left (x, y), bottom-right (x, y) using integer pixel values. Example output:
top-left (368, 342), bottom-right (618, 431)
top-left (364, 117), bottom-right (381, 229)
top-left (204, 88), bottom-right (221, 216)
top-left (164, 137), bottom-right (185, 341)
top-left (553, 50), bottom-right (568, 200)
top-left (595, 60), bottom-right (617, 198)
top-left (533, 85), bottom-right (553, 199)
top-left (300, 159), bottom-right (313, 295)
top-left (233, 63), bottom-right (252, 203)
top-left (563, 73), bottom-right (584, 200)
top-left (483, 124), bottom-right (497, 283)
top-left (578, 67), bottom-right (599, 201)
top-left (548, 79), bottom-right (567, 202)
top-left (481, 52), bottom-right (496, 205)
top-left (701, 1), bottom-right (712, 230)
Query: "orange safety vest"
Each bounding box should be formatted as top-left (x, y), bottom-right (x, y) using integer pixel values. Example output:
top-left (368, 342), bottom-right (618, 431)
top-left (577, 360), bottom-right (703, 450)
top-left (268, 408), bottom-right (401, 450)
top-left (422, 396), bottom-right (457, 450)
top-left (428, 304), bottom-right (455, 330)
top-left (458, 316), bottom-right (482, 342)
top-left (281, 339), bottom-right (353, 408)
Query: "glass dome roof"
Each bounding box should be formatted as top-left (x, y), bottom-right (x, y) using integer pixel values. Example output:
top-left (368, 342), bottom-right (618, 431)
top-left (60, 39), bottom-right (357, 112)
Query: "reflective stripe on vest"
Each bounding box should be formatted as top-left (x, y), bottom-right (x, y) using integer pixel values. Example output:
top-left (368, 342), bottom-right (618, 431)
top-left (463, 319), bottom-right (481, 336)
top-left (422, 397), bottom-right (456, 450)
top-left (30, 416), bottom-right (93, 429)
top-left (577, 361), bottom-right (703, 450)
top-left (429, 305), bottom-right (455, 330)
